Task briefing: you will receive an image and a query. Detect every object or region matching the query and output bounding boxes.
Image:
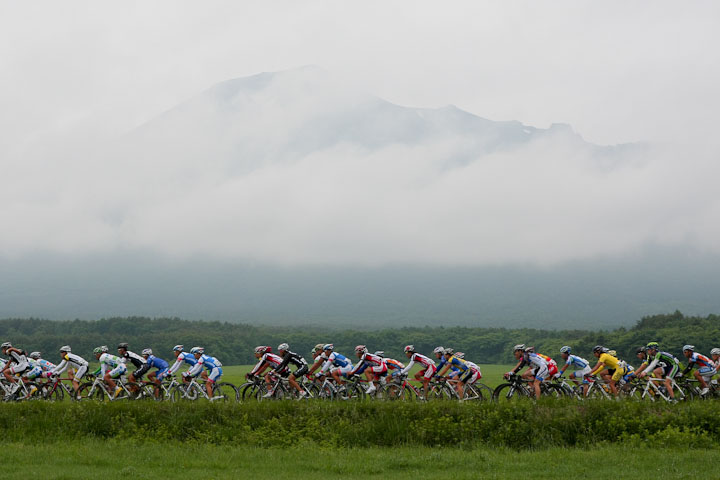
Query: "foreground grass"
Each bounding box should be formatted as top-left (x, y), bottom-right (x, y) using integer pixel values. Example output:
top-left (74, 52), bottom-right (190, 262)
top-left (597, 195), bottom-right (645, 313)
top-left (3, 399), bottom-right (720, 450)
top-left (4, 439), bottom-right (717, 480)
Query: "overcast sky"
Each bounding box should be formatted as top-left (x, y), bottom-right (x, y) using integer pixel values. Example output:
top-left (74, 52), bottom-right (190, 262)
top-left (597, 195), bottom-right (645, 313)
top-left (1, 1), bottom-right (719, 266)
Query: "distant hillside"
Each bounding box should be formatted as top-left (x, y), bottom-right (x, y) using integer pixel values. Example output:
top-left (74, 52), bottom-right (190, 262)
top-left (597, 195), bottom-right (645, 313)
top-left (1, 311), bottom-right (717, 365)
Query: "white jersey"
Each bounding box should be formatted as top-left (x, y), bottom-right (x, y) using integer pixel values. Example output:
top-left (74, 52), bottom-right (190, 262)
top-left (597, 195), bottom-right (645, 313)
top-left (52, 352), bottom-right (89, 375)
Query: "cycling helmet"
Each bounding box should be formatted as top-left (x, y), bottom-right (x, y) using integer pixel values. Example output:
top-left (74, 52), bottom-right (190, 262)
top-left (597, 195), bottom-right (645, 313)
top-left (592, 345), bottom-right (604, 353)
top-left (254, 346), bottom-right (270, 354)
top-left (117, 342), bottom-right (129, 350)
top-left (190, 347), bottom-right (204, 354)
top-left (93, 347), bottom-right (104, 354)
top-left (173, 345), bottom-right (184, 352)
top-left (374, 351), bottom-right (385, 357)
top-left (682, 345), bottom-right (694, 352)
top-left (312, 343), bottom-right (324, 353)
top-left (524, 346), bottom-right (535, 353)
top-left (29, 352), bottom-right (41, 359)
top-left (513, 344), bottom-right (525, 352)
top-left (355, 345), bottom-right (368, 354)
top-left (433, 346), bottom-right (445, 354)
top-left (444, 348), bottom-right (454, 355)
top-left (59, 345), bottom-right (71, 353)
top-left (636, 346), bottom-right (647, 354)
top-left (607, 350), bottom-right (617, 357)
top-left (141, 348), bottom-right (153, 356)
top-left (646, 342), bottom-right (659, 350)
top-left (560, 346), bottom-right (571, 354)
top-left (404, 345), bottom-right (415, 353)
top-left (323, 344), bottom-right (334, 352)
top-left (455, 352), bottom-right (465, 359)
top-left (711, 348), bottom-right (720, 356)
top-left (100, 345), bottom-right (109, 353)
top-left (1, 342), bottom-right (12, 349)
top-left (278, 343), bottom-right (289, 352)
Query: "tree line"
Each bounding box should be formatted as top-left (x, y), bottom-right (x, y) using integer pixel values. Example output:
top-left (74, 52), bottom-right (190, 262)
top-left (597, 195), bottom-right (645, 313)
top-left (0, 311), bottom-right (717, 365)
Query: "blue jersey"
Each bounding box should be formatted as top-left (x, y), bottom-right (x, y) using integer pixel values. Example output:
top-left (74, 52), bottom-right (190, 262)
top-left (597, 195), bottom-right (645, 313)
top-left (565, 355), bottom-right (589, 369)
top-left (146, 355), bottom-right (169, 371)
top-left (326, 352), bottom-right (351, 368)
top-left (198, 354), bottom-right (222, 370)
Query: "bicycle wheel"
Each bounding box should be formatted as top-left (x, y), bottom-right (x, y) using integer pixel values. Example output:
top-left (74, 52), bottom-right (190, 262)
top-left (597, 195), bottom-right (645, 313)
top-left (209, 382), bottom-right (230, 402)
top-left (216, 382), bottom-right (239, 401)
top-left (427, 383), bottom-right (454, 401)
top-left (342, 383), bottom-right (365, 400)
top-left (462, 384), bottom-right (483, 401)
top-left (492, 383), bottom-right (530, 401)
top-left (42, 383), bottom-right (65, 402)
top-left (305, 383), bottom-right (320, 399)
top-left (317, 383), bottom-right (334, 400)
top-left (169, 384), bottom-right (189, 402)
top-left (382, 382), bottom-right (407, 401)
top-left (541, 384), bottom-right (565, 399)
top-left (240, 382), bottom-right (264, 402)
top-left (77, 382), bottom-right (105, 401)
top-left (475, 382), bottom-right (494, 401)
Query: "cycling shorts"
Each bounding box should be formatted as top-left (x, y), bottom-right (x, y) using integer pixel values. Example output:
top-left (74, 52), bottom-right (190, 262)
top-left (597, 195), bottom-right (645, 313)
top-left (370, 364), bottom-right (388, 376)
top-left (71, 365), bottom-right (88, 381)
top-left (698, 366), bottom-right (716, 379)
top-left (532, 364), bottom-right (549, 382)
top-left (208, 367), bottom-right (222, 382)
top-left (611, 366), bottom-right (628, 382)
top-left (547, 363), bottom-right (558, 378)
top-left (108, 364), bottom-right (127, 378)
top-left (421, 365), bottom-right (437, 379)
top-left (331, 365), bottom-right (353, 376)
top-left (24, 366), bottom-right (43, 379)
top-left (662, 362), bottom-right (679, 379)
top-left (9, 363), bottom-right (28, 375)
top-left (156, 368), bottom-right (170, 381)
top-left (132, 363), bottom-right (151, 380)
top-left (291, 365), bottom-right (308, 378)
top-left (570, 366), bottom-right (593, 383)
top-left (461, 368), bottom-right (480, 384)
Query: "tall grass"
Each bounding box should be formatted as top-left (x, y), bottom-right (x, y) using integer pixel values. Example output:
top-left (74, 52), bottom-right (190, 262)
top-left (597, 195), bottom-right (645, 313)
top-left (2, 400), bottom-right (718, 449)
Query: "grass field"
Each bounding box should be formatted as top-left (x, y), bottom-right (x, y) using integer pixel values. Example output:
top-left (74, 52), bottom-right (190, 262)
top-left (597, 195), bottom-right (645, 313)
top-left (4, 440), bottom-right (716, 479)
top-left (9, 364), bottom-right (719, 478)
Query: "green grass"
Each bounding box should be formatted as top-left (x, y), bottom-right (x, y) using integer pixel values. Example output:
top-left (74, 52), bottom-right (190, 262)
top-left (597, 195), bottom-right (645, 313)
top-left (3, 439), bottom-right (716, 479)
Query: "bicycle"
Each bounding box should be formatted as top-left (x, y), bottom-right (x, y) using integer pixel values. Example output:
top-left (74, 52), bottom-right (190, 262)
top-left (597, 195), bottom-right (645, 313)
top-left (0, 375), bottom-right (42, 401)
top-left (492, 374), bottom-right (563, 401)
top-left (637, 375), bottom-right (686, 402)
top-left (38, 375), bottom-right (86, 401)
top-left (76, 376), bottom-right (137, 401)
top-left (259, 372), bottom-right (317, 400)
top-left (172, 375), bottom-right (238, 402)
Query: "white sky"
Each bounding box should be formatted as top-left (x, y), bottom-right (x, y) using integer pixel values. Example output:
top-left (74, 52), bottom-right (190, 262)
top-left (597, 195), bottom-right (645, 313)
top-left (2, 1), bottom-right (718, 145)
top-left (1, 1), bottom-right (719, 266)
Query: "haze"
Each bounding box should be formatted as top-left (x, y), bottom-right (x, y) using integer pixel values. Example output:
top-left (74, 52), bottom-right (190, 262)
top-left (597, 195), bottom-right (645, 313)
top-left (1, 2), bottom-right (719, 326)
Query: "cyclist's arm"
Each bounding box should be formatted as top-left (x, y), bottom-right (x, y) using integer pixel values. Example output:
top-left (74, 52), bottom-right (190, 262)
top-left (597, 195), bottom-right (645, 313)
top-left (167, 358), bottom-right (184, 375)
top-left (274, 354), bottom-right (291, 373)
top-left (51, 359), bottom-right (68, 376)
top-left (186, 361), bottom-right (203, 377)
top-left (643, 357), bottom-right (660, 375)
top-left (680, 361), bottom-right (695, 377)
top-left (588, 361), bottom-right (606, 377)
top-left (509, 359), bottom-right (525, 375)
top-left (400, 357), bottom-right (415, 376)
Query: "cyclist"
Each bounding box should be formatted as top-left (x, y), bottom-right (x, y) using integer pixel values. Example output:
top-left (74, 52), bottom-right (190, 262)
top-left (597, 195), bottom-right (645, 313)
top-left (711, 348), bottom-right (720, 367)
top-left (348, 345), bottom-right (387, 395)
top-left (588, 345), bottom-right (627, 396)
top-left (505, 344), bottom-right (547, 399)
top-left (185, 347), bottom-right (223, 399)
top-left (437, 347), bottom-right (473, 397)
top-left (635, 342), bottom-right (680, 401)
top-left (23, 352), bottom-right (56, 397)
top-left (50, 345), bottom-right (88, 399)
top-left (274, 343), bottom-right (309, 397)
top-left (95, 346), bottom-right (127, 398)
top-left (248, 346), bottom-right (284, 396)
top-left (117, 343), bottom-right (149, 390)
top-left (318, 344), bottom-right (353, 386)
top-left (525, 347), bottom-right (559, 379)
top-left (167, 345), bottom-right (198, 381)
top-left (557, 346), bottom-right (592, 396)
top-left (375, 351), bottom-right (405, 379)
top-left (680, 345), bottom-right (716, 396)
top-left (306, 344), bottom-right (327, 377)
top-left (454, 352), bottom-right (483, 390)
top-left (399, 345), bottom-right (436, 398)
top-left (1, 342), bottom-right (29, 390)
top-left (433, 346), bottom-right (460, 380)
top-left (141, 348), bottom-right (170, 398)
